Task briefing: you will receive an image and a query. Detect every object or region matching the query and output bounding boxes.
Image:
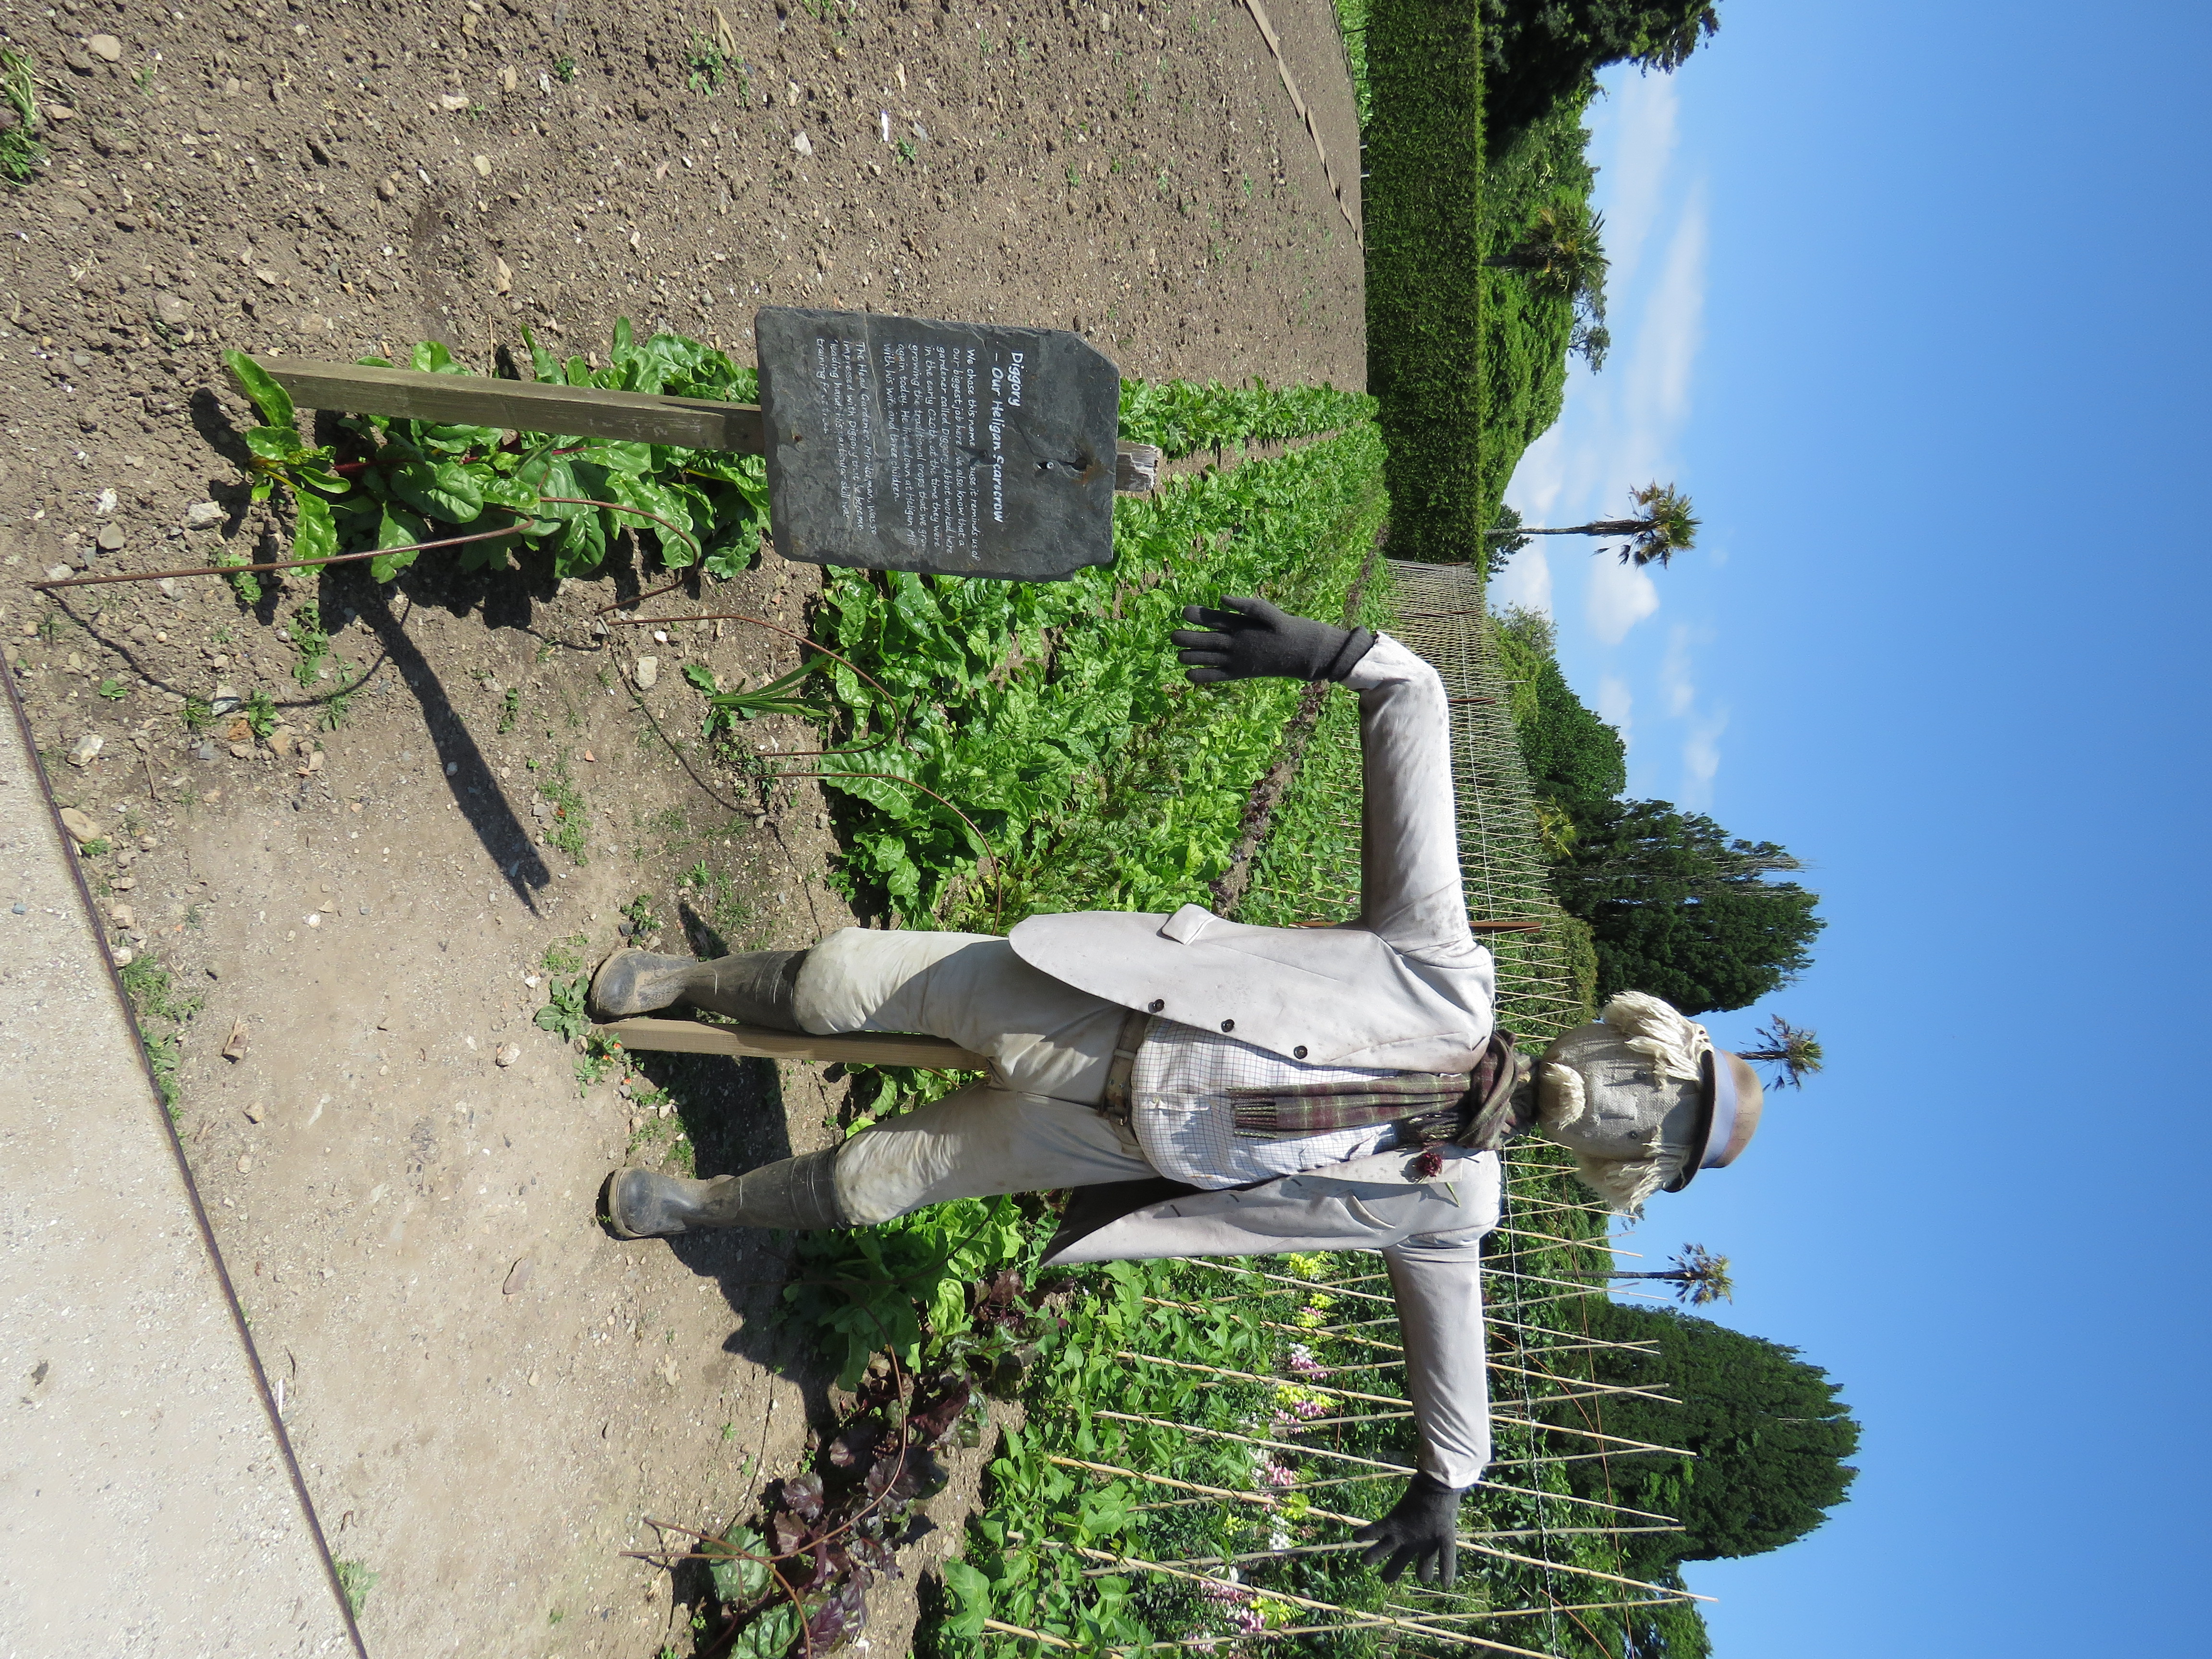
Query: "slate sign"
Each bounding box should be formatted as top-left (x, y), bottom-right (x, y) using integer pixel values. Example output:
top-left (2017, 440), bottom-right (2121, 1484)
top-left (755, 307), bottom-right (1121, 581)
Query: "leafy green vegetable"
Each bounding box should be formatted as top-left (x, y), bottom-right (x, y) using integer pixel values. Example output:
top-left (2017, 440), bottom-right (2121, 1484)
top-left (706, 1526), bottom-right (773, 1604)
top-left (389, 458), bottom-right (483, 524)
top-left (1117, 377), bottom-right (1376, 459)
top-left (534, 975), bottom-right (589, 1041)
top-left (226, 351), bottom-right (296, 429)
top-left (291, 491), bottom-right (338, 567)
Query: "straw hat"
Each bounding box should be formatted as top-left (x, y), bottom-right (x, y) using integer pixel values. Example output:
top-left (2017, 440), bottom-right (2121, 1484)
top-left (1531, 992), bottom-right (1766, 1214)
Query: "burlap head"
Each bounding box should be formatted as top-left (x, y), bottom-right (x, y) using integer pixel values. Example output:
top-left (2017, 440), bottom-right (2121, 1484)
top-left (1531, 992), bottom-right (1764, 1213)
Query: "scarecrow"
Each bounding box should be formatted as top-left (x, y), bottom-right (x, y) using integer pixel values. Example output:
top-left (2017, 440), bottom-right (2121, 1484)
top-left (592, 598), bottom-right (1766, 1587)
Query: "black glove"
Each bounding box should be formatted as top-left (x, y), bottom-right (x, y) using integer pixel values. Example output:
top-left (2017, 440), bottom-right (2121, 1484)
top-left (1171, 596), bottom-right (1374, 685)
top-left (1353, 1472), bottom-right (1465, 1587)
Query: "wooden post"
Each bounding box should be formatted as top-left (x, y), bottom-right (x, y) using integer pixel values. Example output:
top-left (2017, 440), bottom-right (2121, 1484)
top-left (238, 354), bottom-right (1163, 492)
top-left (242, 354), bottom-right (769, 452)
top-left (1115, 442), bottom-right (1161, 492)
top-left (595, 1015), bottom-right (986, 1072)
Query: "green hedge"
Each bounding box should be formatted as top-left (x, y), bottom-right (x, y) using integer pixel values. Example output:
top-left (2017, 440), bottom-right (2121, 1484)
top-left (1361, 0), bottom-right (1486, 567)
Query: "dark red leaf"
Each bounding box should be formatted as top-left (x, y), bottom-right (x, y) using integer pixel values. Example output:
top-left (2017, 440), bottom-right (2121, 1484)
top-left (905, 1377), bottom-right (973, 1448)
top-left (770, 1509), bottom-right (811, 1557)
top-left (848, 1535), bottom-right (901, 1579)
top-left (802, 1579), bottom-right (867, 1651)
top-left (779, 1473), bottom-right (826, 1524)
top-left (826, 1421), bottom-right (884, 1470)
top-left (865, 1445), bottom-right (947, 1505)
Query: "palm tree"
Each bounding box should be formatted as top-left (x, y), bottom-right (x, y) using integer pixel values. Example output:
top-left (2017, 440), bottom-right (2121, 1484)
top-left (1600, 1243), bottom-right (1735, 1307)
top-left (1739, 1017), bottom-right (1825, 1090)
top-left (1484, 481), bottom-right (1700, 569)
top-left (1487, 203), bottom-right (1611, 310)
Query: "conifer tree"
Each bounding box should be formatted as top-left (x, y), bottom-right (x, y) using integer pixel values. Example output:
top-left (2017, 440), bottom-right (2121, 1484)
top-left (1559, 1300), bottom-right (1860, 1570)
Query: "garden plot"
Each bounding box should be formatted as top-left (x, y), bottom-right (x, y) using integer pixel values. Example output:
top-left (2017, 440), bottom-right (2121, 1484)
top-left (1, 0), bottom-right (1368, 1654)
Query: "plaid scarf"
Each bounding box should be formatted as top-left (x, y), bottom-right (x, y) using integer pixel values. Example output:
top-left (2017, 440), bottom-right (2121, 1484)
top-left (1227, 1071), bottom-right (1473, 1138)
top-left (1226, 1034), bottom-right (1521, 1143)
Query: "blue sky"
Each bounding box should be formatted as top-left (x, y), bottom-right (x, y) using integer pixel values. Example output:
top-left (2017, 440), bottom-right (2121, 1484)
top-left (1489, 2), bottom-right (2212, 1651)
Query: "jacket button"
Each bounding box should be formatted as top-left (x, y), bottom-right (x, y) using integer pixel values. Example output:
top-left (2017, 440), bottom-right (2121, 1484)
top-left (1147, 998), bottom-right (1165, 1013)
top-left (1293, 1045), bottom-right (1308, 1059)
top-left (1220, 1019), bottom-right (1235, 1033)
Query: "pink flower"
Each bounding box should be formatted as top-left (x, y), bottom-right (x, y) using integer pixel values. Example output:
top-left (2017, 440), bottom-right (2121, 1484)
top-left (1259, 1462), bottom-right (1297, 1489)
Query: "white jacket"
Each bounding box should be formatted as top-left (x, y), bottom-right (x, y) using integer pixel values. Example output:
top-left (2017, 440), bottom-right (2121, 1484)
top-left (1020, 634), bottom-right (1503, 1487)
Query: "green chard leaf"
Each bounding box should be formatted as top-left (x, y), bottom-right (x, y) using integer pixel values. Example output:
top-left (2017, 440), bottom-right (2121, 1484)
top-left (290, 491), bottom-right (338, 567)
top-left (370, 503), bottom-right (432, 584)
top-left (552, 507), bottom-right (608, 576)
top-left (474, 472), bottom-right (540, 513)
top-left (222, 349), bottom-right (295, 428)
top-left (520, 324), bottom-right (561, 385)
top-left (388, 459), bottom-right (484, 524)
top-left (243, 423), bottom-right (303, 463)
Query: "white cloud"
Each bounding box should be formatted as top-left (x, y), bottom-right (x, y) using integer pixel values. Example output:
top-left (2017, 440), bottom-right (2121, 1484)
top-left (1661, 624), bottom-right (1700, 717)
top-left (1590, 73), bottom-right (1681, 299)
top-left (1505, 423), bottom-right (1568, 527)
top-left (1681, 709), bottom-right (1729, 806)
top-left (1491, 545), bottom-right (1553, 616)
top-left (1587, 553), bottom-right (1661, 644)
top-left (1624, 185), bottom-right (1708, 438)
top-left (1598, 674), bottom-right (1635, 749)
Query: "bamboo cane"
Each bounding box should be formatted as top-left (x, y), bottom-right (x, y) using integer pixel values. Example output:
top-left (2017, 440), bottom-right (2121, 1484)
top-left (1387, 1598), bottom-right (1702, 1621)
top-left (1170, 1257), bottom-right (1397, 1305)
top-left (1091, 1412), bottom-right (1692, 1513)
top-left (1081, 1530), bottom-right (1680, 1578)
top-left (1490, 1416), bottom-right (1695, 1457)
top-left (1050, 1458), bottom-right (1704, 1598)
top-left (1114, 1349), bottom-right (1404, 1406)
top-left (1061, 1544), bottom-right (1559, 1658)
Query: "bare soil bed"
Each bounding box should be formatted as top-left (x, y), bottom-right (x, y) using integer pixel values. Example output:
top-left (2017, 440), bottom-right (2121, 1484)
top-left (0, 0), bottom-right (1364, 1653)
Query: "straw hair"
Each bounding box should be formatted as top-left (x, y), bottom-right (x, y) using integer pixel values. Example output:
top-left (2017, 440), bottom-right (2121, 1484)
top-left (1599, 991), bottom-right (1712, 1084)
top-left (1534, 992), bottom-right (1716, 1217)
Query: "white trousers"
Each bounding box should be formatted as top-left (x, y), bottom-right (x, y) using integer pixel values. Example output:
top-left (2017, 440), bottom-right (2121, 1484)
top-left (792, 928), bottom-right (1155, 1225)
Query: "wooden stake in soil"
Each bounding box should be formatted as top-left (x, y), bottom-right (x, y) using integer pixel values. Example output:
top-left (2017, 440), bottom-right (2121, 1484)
top-left (238, 355), bottom-right (771, 452)
top-left (595, 1015), bottom-right (985, 1071)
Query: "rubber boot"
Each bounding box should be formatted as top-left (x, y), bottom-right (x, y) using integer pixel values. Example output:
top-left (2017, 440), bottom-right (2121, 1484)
top-left (589, 947), bottom-right (807, 1027)
top-left (603, 1148), bottom-right (849, 1238)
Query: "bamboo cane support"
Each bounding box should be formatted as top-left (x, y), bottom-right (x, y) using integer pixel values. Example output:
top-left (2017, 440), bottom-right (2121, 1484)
top-left (1063, 1545), bottom-right (1560, 1658)
top-left (1169, 1257), bottom-right (1398, 1304)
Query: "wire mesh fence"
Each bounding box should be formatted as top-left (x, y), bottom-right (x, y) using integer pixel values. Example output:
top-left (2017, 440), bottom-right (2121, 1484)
top-left (1241, 560), bottom-right (1590, 1050)
top-left (984, 567), bottom-right (1695, 1654)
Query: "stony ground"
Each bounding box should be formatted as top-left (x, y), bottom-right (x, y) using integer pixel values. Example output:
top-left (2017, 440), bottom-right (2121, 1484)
top-left (0, 0), bottom-right (1364, 1653)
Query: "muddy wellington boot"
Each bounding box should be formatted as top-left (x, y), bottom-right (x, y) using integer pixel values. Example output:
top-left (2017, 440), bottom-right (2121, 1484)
top-left (603, 1148), bottom-right (849, 1238)
top-left (588, 947), bottom-right (808, 1027)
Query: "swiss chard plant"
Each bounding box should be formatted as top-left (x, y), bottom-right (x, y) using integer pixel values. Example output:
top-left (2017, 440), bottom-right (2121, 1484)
top-left (219, 322), bottom-right (773, 599)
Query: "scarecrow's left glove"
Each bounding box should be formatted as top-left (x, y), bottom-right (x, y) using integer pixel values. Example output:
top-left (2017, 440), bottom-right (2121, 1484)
top-left (1171, 596), bottom-right (1373, 684)
top-left (1353, 1472), bottom-right (1464, 1587)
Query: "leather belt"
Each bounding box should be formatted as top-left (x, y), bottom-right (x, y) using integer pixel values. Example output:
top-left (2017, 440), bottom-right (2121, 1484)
top-left (1097, 1007), bottom-right (1154, 1134)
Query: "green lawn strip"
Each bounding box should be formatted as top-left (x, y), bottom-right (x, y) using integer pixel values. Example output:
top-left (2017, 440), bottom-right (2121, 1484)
top-left (1361, 0), bottom-right (1487, 567)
